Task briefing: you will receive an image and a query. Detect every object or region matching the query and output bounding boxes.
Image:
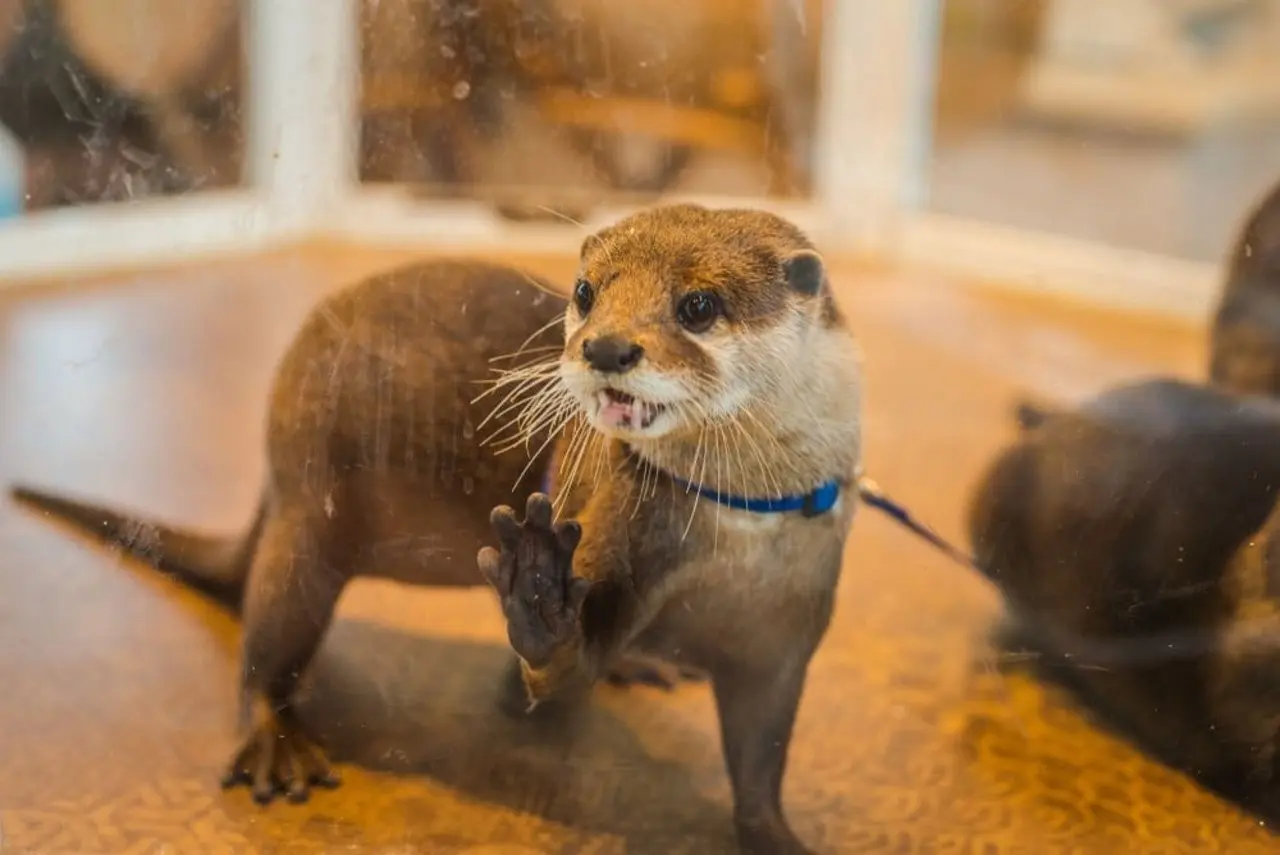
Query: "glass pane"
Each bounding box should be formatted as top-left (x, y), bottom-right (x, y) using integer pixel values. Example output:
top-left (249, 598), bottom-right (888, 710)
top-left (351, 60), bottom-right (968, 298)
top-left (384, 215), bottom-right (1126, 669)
top-left (0, 0), bottom-right (243, 214)
top-left (357, 0), bottom-right (824, 204)
top-left (928, 0), bottom-right (1280, 262)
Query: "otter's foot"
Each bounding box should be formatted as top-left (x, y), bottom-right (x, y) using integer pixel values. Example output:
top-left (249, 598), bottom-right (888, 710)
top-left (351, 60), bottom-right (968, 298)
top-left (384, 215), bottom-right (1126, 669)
top-left (220, 703), bottom-right (340, 805)
top-left (736, 814), bottom-right (816, 855)
top-left (479, 492), bottom-right (589, 669)
top-left (606, 652), bottom-right (707, 690)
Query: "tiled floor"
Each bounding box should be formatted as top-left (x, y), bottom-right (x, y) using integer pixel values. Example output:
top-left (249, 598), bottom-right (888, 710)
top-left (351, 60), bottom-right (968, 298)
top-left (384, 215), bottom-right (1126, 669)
top-left (0, 245), bottom-right (1269, 854)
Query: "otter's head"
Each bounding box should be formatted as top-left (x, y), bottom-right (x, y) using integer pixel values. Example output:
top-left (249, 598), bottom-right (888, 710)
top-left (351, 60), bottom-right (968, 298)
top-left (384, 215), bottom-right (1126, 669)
top-left (1210, 292), bottom-right (1280, 397)
top-left (558, 204), bottom-right (840, 442)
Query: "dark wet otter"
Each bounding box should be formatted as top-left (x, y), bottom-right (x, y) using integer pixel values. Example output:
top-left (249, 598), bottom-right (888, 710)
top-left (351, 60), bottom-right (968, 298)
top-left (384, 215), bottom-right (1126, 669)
top-left (969, 378), bottom-right (1280, 820)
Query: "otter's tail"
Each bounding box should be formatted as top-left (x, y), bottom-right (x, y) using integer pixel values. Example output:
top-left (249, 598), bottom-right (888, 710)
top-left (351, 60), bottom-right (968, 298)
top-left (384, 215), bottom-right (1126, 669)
top-left (10, 483), bottom-right (265, 609)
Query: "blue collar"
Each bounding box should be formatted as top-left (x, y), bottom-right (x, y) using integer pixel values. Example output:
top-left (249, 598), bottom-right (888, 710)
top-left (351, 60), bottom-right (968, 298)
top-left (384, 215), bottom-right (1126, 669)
top-left (541, 463), bottom-right (841, 517)
top-left (668, 475), bottom-right (841, 517)
top-left (539, 464), bottom-right (977, 568)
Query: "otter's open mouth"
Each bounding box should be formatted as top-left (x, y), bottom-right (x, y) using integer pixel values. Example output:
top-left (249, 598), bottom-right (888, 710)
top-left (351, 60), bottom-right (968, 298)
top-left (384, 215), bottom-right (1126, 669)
top-left (597, 388), bottom-right (668, 430)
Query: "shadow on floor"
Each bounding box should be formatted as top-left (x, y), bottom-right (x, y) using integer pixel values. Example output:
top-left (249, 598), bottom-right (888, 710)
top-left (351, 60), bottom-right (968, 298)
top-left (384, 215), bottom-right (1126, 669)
top-left (270, 619), bottom-right (729, 853)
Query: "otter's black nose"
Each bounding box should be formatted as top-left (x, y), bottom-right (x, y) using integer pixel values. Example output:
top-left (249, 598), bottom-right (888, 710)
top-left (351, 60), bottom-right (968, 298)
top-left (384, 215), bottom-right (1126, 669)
top-left (583, 336), bottom-right (644, 373)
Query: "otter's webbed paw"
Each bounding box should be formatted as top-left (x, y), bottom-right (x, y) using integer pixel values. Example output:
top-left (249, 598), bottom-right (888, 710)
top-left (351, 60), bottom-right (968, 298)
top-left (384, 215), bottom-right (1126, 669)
top-left (221, 702), bottom-right (340, 805)
top-left (478, 492), bottom-right (590, 668)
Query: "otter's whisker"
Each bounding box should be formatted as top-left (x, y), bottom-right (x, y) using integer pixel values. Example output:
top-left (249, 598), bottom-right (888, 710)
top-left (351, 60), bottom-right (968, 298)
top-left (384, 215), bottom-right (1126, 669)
top-left (476, 359), bottom-right (560, 391)
top-left (520, 386), bottom-right (579, 444)
top-left (739, 406), bottom-right (794, 470)
top-left (724, 414), bottom-right (766, 496)
top-left (484, 381), bottom-right (573, 450)
top-left (478, 369), bottom-right (560, 423)
top-left (493, 378), bottom-right (565, 437)
top-left (729, 410), bottom-right (788, 499)
top-left (711, 423), bottom-right (726, 554)
top-left (590, 426), bottom-right (610, 490)
top-left (489, 393), bottom-right (575, 455)
top-left (487, 344), bottom-right (563, 363)
top-left (681, 421), bottom-right (709, 542)
top-left (509, 406), bottom-right (577, 491)
top-left (471, 359), bottom-right (560, 405)
top-left (477, 375), bottom-right (564, 441)
top-left (553, 420), bottom-right (595, 519)
top-left (512, 309), bottom-right (566, 356)
top-left (630, 453), bottom-right (652, 519)
top-left (476, 354), bottom-right (560, 384)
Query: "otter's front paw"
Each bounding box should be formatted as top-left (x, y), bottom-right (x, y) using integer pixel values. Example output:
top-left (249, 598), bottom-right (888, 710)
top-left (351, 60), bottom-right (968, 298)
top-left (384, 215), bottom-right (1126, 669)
top-left (478, 493), bottom-right (590, 668)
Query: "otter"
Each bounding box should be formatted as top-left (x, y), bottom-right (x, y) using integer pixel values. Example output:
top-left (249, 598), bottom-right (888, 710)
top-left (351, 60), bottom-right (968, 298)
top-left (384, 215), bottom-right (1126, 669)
top-left (967, 377), bottom-right (1280, 819)
top-left (472, 203), bottom-right (863, 855)
top-left (9, 257), bottom-right (699, 806)
top-left (1210, 176), bottom-right (1280, 396)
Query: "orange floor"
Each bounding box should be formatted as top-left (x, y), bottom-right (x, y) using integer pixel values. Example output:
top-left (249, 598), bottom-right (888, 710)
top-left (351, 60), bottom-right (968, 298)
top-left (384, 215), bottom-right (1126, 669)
top-left (0, 245), bottom-right (1267, 854)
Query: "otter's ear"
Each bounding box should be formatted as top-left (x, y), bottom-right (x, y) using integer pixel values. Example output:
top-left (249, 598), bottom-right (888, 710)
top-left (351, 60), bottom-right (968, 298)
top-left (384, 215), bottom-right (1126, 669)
top-left (782, 250), bottom-right (825, 296)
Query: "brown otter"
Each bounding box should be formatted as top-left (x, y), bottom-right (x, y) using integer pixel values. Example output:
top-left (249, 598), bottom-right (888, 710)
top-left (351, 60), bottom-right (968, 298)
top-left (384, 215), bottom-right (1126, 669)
top-left (1210, 177), bottom-right (1280, 396)
top-left (967, 377), bottom-right (1280, 820)
top-left (8, 257), bottom-right (698, 806)
top-left (474, 203), bottom-right (864, 855)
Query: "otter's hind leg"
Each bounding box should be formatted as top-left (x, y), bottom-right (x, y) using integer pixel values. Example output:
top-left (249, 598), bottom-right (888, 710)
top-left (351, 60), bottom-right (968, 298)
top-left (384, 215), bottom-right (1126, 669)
top-left (221, 503), bottom-right (352, 805)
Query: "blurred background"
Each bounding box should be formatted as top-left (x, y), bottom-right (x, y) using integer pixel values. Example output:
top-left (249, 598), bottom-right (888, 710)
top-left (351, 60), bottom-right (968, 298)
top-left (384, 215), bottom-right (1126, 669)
top-left (932, 0), bottom-right (1280, 262)
top-left (0, 0), bottom-right (1277, 269)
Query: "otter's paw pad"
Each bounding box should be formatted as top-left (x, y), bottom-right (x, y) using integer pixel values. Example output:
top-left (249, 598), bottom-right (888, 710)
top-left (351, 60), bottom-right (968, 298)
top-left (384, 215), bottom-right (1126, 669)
top-left (478, 492), bottom-right (590, 668)
top-left (221, 711), bottom-right (340, 805)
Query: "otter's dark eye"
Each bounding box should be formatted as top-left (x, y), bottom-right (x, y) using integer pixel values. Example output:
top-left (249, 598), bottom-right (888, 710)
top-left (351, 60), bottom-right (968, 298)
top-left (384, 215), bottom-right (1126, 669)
top-left (676, 291), bottom-right (721, 333)
top-left (572, 279), bottom-right (594, 315)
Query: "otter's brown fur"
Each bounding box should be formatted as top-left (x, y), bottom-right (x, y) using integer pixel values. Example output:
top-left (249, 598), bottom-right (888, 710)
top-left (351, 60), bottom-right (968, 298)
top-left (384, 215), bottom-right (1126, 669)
top-left (1211, 177), bottom-right (1280, 396)
top-left (478, 203), bottom-right (863, 855)
top-left (9, 259), bottom-right (596, 804)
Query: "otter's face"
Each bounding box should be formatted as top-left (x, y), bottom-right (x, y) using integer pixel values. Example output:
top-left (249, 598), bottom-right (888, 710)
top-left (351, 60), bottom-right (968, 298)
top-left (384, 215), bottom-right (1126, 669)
top-left (557, 206), bottom-right (835, 441)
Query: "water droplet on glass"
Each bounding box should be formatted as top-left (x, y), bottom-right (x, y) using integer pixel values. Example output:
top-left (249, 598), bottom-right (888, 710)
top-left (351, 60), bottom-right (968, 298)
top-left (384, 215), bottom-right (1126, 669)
top-left (462, 420), bottom-right (475, 440)
top-left (463, 476), bottom-right (475, 495)
top-left (452, 81), bottom-right (472, 100)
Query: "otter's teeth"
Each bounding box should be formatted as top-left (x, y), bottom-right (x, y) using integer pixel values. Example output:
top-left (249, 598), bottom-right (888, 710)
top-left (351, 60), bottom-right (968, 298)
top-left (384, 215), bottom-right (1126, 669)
top-left (597, 390), bottom-right (611, 410)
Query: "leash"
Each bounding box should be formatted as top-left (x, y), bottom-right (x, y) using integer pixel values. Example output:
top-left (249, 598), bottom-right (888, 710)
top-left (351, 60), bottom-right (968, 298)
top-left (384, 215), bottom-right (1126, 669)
top-left (541, 461), bottom-right (976, 571)
top-left (856, 476), bottom-right (980, 570)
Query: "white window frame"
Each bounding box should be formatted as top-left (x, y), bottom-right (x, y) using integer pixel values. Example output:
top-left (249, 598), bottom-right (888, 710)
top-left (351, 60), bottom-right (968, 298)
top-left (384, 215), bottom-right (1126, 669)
top-left (0, 0), bottom-right (1220, 322)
